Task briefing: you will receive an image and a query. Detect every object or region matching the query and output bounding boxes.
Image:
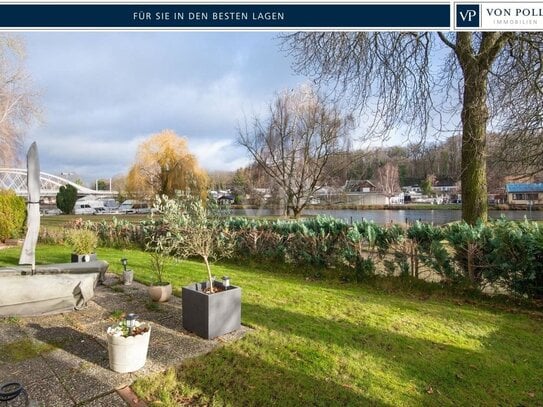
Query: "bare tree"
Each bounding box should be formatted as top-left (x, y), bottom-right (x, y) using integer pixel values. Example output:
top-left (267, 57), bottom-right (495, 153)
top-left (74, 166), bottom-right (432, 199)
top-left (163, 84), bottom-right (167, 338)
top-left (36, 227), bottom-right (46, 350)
top-left (376, 162), bottom-right (400, 200)
top-left (282, 32), bottom-right (543, 224)
top-left (492, 130), bottom-right (543, 178)
top-left (238, 85), bottom-right (352, 217)
top-left (0, 35), bottom-right (39, 166)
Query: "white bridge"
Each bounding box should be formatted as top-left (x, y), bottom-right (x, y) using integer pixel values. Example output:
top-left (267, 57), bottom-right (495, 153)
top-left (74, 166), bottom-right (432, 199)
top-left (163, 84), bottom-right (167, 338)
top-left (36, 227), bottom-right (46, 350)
top-left (0, 168), bottom-right (116, 198)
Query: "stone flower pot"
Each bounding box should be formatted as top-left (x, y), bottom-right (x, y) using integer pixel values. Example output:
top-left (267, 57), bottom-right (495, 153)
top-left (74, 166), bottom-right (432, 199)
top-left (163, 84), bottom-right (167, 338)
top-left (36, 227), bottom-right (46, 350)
top-left (182, 282), bottom-right (241, 339)
top-left (107, 323), bottom-right (151, 373)
top-left (122, 269), bottom-right (134, 285)
top-left (148, 283), bottom-right (172, 302)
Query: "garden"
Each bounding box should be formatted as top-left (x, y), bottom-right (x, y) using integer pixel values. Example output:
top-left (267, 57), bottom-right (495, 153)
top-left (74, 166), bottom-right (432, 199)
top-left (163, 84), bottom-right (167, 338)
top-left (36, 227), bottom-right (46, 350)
top-left (1, 193), bottom-right (543, 406)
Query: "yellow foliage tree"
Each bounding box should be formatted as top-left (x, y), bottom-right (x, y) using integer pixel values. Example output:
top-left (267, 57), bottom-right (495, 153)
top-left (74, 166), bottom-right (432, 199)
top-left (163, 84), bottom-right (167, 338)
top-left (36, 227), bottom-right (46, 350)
top-left (126, 130), bottom-right (208, 198)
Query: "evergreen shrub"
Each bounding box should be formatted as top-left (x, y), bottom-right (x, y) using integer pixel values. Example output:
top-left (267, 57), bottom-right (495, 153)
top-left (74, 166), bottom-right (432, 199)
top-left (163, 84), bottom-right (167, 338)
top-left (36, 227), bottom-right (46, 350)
top-left (0, 190), bottom-right (26, 241)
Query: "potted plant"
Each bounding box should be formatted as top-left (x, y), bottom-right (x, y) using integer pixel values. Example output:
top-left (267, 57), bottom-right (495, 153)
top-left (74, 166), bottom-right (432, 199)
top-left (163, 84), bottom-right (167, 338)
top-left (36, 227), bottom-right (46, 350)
top-left (147, 251), bottom-right (172, 302)
top-left (65, 229), bottom-right (98, 262)
top-left (106, 313), bottom-right (151, 373)
top-left (151, 195), bottom-right (240, 339)
top-left (121, 258), bottom-right (134, 285)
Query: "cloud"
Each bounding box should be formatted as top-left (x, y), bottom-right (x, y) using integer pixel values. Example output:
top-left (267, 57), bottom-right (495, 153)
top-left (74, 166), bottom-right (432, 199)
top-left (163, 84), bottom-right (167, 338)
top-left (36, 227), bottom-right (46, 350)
top-left (190, 138), bottom-right (251, 172)
top-left (21, 32), bottom-right (304, 182)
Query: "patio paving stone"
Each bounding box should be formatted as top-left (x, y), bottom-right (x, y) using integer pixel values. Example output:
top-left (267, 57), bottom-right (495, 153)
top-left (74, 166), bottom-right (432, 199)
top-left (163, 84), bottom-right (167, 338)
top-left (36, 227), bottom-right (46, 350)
top-left (0, 272), bottom-right (248, 406)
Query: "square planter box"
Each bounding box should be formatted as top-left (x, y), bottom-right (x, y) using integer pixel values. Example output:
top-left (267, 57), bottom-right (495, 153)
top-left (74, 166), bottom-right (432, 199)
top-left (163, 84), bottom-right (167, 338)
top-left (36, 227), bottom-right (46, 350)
top-left (182, 282), bottom-right (241, 340)
top-left (71, 253), bottom-right (98, 263)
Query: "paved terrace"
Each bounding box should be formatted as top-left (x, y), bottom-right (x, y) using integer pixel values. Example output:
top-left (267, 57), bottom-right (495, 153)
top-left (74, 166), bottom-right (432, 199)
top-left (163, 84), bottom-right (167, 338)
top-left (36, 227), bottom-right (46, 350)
top-left (0, 274), bottom-right (248, 406)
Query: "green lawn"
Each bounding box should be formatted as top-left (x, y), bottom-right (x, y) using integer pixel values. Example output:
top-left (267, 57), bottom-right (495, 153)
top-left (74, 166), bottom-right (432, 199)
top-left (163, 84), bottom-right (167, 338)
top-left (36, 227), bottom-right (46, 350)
top-left (1, 245), bottom-right (542, 406)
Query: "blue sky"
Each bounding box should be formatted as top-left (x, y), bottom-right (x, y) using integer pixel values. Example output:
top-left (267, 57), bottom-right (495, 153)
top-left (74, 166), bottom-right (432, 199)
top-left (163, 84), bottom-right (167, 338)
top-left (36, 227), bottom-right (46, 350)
top-left (22, 32), bottom-right (305, 183)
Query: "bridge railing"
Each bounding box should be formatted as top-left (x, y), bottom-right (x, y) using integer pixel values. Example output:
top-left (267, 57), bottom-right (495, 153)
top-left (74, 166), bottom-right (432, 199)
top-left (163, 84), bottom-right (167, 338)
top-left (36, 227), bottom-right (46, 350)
top-left (0, 168), bottom-right (116, 197)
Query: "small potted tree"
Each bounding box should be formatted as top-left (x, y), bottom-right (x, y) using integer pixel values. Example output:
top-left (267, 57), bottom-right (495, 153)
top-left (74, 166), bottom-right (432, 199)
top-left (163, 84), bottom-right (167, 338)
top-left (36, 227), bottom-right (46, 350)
top-left (65, 229), bottom-right (98, 262)
top-left (151, 195), bottom-right (240, 339)
top-left (147, 251), bottom-right (172, 302)
top-left (144, 215), bottom-right (174, 302)
top-left (106, 313), bottom-right (151, 373)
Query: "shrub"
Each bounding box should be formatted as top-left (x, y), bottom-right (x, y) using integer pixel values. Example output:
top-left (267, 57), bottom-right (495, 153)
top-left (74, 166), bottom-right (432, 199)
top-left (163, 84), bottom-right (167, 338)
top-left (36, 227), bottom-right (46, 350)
top-left (56, 184), bottom-right (78, 214)
top-left (148, 195), bottom-right (236, 292)
top-left (64, 229), bottom-right (98, 254)
top-left (63, 211), bottom-right (543, 300)
top-left (38, 227), bottom-right (65, 245)
top-left (0, 190), bottom-right (26, 241)
top-left (445, 221), bottom-right (492, 286)
top-left (90, 218), bottom-right (145, 249)
top-left (485, 218), bottom-right (543, 299)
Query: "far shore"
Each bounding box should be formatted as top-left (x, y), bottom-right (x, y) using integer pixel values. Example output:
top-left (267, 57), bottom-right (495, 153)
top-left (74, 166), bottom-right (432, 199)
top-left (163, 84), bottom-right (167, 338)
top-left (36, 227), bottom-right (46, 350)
top-left (230, 203), bottom-right (541, 211)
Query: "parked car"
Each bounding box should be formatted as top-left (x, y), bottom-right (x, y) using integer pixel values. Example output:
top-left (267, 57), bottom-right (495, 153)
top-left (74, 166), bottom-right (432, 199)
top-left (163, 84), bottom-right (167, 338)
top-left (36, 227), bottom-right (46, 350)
top-left (74, 203), bottom-right (95, 215)
top-left (118, 200), bottom-right (151, 214)
top-left (43, 208), bottom-right (62, 216)
top-left (74, 198), bottom-right (107, 215)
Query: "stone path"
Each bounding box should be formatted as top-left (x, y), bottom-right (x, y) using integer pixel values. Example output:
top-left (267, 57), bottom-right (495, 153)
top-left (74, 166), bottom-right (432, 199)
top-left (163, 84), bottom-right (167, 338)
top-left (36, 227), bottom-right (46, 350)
top-left (0, 274), bottom-right (248, 406)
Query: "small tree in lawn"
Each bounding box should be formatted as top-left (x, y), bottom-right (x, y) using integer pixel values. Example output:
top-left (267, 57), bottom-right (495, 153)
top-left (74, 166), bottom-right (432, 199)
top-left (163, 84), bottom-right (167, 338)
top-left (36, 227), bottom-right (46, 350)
top-left (152, 194), bottom-right (235, 293)
top-left (56, 184), bottom-right (78, 214)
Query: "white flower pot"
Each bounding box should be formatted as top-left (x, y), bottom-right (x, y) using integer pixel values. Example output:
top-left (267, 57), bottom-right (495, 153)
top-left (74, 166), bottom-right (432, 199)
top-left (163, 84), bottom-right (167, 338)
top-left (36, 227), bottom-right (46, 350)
top-left (107, 324), bottom-right (151, 373)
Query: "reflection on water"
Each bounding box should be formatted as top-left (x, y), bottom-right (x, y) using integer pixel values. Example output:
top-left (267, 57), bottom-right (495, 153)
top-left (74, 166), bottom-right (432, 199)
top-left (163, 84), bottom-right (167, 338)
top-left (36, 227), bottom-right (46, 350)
top-left (231, 208), bottom-right (543, 225)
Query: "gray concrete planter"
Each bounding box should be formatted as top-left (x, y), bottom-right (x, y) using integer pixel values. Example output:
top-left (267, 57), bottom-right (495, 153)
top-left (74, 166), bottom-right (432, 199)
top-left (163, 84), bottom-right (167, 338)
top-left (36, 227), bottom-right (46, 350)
top-left (71, 253), bottom-right (98, 263)
top-left (182, 282), bottom-right (241, 339)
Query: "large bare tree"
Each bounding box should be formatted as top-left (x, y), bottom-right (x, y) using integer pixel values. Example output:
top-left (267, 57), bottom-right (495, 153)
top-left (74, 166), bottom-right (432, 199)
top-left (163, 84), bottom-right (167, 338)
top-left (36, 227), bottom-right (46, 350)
top-left (376, 162), bottom-right (400, 200)
top-left (238, 85), bottom-right (352, 217)
top-left (0, 35), bottom-right (38, 166)
top-left (283, 32), bottom-right (543, 224)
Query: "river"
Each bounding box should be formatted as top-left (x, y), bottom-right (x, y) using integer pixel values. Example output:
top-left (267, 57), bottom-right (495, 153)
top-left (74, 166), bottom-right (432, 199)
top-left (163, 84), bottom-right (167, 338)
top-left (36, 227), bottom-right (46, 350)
top-left (230, 208), bottom-right (543, 225)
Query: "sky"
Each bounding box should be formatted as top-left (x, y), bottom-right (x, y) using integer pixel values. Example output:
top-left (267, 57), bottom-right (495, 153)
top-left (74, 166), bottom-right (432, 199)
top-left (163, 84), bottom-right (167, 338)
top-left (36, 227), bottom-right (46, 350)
top-left (22, 32), bottom-right (306, 184)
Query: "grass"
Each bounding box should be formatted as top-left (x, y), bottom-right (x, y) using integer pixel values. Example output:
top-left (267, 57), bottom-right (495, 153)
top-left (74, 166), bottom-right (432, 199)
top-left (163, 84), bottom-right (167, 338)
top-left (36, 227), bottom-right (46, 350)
top-left (40, 214), bottom-right (147, 230)
top-left (1, 245), bottom-right (542, 405)
top-left (0, 338), bottom-right (56, 363)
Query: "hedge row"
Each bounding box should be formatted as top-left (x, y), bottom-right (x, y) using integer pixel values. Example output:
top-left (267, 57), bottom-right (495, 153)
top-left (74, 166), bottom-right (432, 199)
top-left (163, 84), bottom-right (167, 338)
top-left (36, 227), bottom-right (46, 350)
top-left (61, 215), bottom-right (543, 300)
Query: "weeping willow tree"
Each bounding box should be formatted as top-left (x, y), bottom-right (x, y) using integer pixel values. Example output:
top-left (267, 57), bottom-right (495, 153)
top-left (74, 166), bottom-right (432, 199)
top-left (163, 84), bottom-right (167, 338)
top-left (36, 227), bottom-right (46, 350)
top-left (282, 32), bottom-right (543, 224)
top-left (126, 129), bottom-right (208, 199)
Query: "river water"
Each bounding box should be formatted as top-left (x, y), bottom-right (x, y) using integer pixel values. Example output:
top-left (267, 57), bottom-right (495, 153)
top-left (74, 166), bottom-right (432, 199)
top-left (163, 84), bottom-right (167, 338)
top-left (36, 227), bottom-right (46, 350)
top-left (231, 208), bottom-right (543, 225)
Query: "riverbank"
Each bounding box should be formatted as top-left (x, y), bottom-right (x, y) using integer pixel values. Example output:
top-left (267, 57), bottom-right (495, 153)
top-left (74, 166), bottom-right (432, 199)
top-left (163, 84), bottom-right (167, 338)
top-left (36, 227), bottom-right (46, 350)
top-left (37, 208), bottom-right (543, 229)
top-left (231, 203), bottom-right (542, 211)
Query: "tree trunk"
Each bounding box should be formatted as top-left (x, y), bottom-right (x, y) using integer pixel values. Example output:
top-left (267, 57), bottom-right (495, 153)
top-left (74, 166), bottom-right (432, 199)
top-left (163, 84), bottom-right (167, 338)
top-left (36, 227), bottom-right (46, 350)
top-left (203, 255), bottom-right (214, 293)
top-left (460, 62), bottom-right (489, 225)
top-left (467, 244), bottom-right (475, 285)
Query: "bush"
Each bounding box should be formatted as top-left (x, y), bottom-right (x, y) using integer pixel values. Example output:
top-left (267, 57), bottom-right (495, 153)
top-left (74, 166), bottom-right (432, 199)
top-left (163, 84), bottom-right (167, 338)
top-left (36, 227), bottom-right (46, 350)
top-left (64, 229), bottom-right (98, 254)
top-left (91, 218), bottom-right (145, 249)
top-left (0, 190), bottom-right (26, 241)
top-left (73, 212), bottom-right (543, 300)
top-left (56, 184), bottom-right (78, 214)
top-left (485, 218), bottom-right (543, 299)
top-left (147, 195), bottom-right (237, 291)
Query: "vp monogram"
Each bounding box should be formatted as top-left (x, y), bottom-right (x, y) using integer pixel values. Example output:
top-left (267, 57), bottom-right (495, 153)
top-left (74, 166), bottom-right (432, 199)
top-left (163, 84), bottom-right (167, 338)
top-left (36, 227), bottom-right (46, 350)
top-left (459, 9), bottom-right (477, 21)
top-left (456, 4), bottom-right (480, 27)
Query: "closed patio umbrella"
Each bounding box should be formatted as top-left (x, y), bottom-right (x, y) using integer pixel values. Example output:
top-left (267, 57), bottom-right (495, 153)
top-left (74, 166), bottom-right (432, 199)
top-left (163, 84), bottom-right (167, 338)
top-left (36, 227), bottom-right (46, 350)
top-left (19, 142), bottom-right (40, 274)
